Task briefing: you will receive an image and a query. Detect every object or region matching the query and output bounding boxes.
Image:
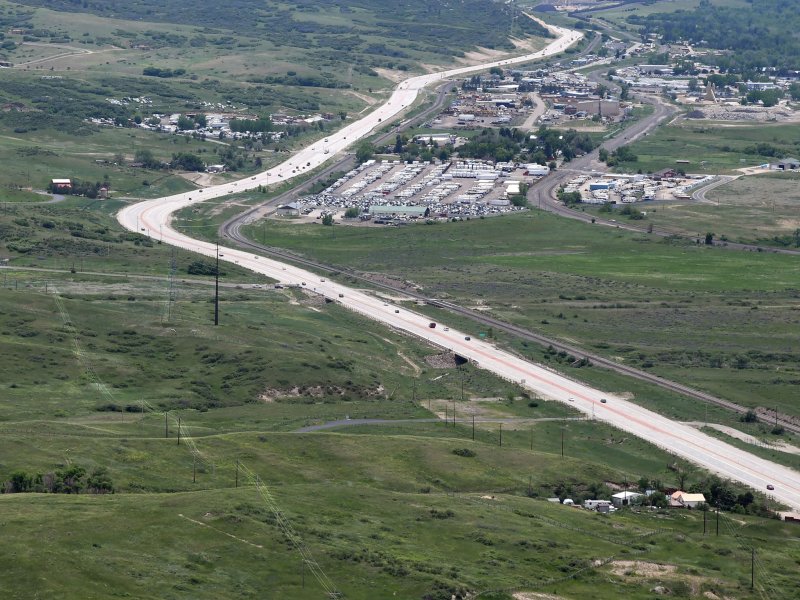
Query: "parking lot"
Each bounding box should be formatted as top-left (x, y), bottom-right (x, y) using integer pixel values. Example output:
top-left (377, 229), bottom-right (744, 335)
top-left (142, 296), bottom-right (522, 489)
top-left (293, 159), bottom-right (540, 224)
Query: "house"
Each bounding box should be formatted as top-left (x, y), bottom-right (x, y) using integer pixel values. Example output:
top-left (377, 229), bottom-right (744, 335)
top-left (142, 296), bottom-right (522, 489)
top-left (206, 164), bottom-right (226, 173)
top-left (670, 491), bottom-right (706, 508)
top-left (276, 202), bottom-right (301, 217)
top-left (98, 186), bottom-right (109, 199)
top-left (51, 178), bottom-right (72, 191)
top-left (775, 158), bottom-right (800, 170)
top-left (611, 491), bottom-right (643, 507)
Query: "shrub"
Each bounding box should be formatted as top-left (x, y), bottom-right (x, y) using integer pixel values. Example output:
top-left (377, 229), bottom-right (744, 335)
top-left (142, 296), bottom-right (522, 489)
top-left (452, 448), bottom-right (476, 457)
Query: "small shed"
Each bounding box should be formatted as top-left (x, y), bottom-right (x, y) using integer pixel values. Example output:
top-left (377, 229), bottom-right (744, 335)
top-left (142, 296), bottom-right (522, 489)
top-left (51, 178), bottom-right (72, 191)
top-left (276, 202), bottom-right (301, 217)
top-left (611, 491), bottom-right (643, 507)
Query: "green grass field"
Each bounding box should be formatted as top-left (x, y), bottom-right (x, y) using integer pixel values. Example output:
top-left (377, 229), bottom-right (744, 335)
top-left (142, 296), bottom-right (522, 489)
top-left (610, 120), bottom-right (800, 175)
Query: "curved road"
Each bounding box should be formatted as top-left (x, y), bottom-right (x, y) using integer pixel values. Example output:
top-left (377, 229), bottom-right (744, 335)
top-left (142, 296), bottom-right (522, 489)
top-left (117, 22), bottom-right (800, 510)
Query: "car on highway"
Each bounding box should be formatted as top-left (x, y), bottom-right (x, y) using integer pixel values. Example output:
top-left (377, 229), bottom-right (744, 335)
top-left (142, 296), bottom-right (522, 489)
top-left (767, 484), bottom-right (775, 491)
top-left (395, 309), bottom-right (399, 313)
top-left (428, 322), bottom-right (436, 328)
top-left (301, 282), bottom-right (306, 286)
top-left (338, 293), bottom-right (344, 298)
top-left (464, 336), bottom-right (471, 341)
top-left (600, 398), bottom-right (607, 404)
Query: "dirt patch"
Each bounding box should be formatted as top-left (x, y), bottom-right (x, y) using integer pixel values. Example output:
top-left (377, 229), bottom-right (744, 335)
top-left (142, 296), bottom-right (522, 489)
top-left (373, 67), bottom-right (406, 83)
top-left (610, 561), bottom-right (677, 578)
top-left (514, 593), bottom-right (566, 600)
top-left (260, 384), bottom-right (384, 402)
top-left (177, 171), bottom-right (220, 187)
top-left (425, 352), bottom-right (459, 368)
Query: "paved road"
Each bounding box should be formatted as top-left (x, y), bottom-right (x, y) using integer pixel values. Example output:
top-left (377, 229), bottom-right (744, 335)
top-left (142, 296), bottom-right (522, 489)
top-left (117, 22), bottom-right (800, 510)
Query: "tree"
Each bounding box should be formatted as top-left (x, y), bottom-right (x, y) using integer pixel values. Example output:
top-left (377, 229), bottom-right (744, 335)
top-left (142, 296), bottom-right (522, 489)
top-left (355, 142), bottom-right (375, 164)
top-left (8, 471), bottom-right (32, 493)
top-left (704, 232), bottom-right (715, 245)
top-left (134, 149), bottom-right (161, 169)
top-left (344, 207), bottom-right (360, 218)
top-left (649, 491), bottom-right (668, 508)
top-left (87, 467), bottom-right (114, 494)
top-left (321, 214), bottom-right (334, 226)
top-left (177, 115), bottom-right (195, 131)
top-left (171, 152), bottom-right (205, 172)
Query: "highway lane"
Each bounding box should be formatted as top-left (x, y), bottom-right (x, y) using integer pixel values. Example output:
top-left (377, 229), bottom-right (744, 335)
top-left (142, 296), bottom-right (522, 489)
top-left (117, 22), bottom-right (800, 510)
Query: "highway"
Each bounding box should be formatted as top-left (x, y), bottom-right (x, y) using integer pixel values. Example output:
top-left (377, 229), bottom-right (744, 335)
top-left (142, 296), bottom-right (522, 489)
top-left (117, 21), bottom-right (800, 511)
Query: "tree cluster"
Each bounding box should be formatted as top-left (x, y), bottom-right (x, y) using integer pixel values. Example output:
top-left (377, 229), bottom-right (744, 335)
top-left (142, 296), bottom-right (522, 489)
top-left (628, 0), bottom-right (800, 73)
top-left (3, 465), bottom-right (113, 495)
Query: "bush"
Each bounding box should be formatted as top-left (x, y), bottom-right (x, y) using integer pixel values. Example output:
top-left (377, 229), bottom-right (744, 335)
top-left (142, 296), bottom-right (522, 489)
top-left (452, 448), bottom-right (476, 457)
top-left (740, 409), bottom-right (758, 423)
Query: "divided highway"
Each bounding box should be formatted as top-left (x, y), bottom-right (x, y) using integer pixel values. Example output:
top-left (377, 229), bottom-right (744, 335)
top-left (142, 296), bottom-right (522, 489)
top-left (118, 22), bottom-right (800, 511)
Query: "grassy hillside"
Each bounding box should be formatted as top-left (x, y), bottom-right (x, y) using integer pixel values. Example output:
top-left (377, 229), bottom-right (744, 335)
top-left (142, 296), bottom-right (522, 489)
top-left (1, 432), bottom-right (798, 599)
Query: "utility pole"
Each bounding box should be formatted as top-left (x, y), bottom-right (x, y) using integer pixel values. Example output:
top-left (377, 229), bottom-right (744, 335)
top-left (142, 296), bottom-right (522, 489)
top-left (561, 427), bottom-right (564, 457)
top-left (716, 507), bottom-right (719, 536)
top-left (214, 242), bottom-right (220, 326)
top-left (165, 411), bottom-right (168, 438)
top-left (530, 427), bottom-right (533, 451)
top-left (193, 455), bottom-right (196, 484)
top-left (703, 507), bottom-right (707, 535)
top-left (472, 414), bottom-right (475, 440)
top-left (235, 459), bottom-right (239, 488)
top-left (499, 423), bottom-right (502, 447)
top-left (177, 415), bottom-right (181, 445)
top-left (751, 548), bottom-right (755, 591)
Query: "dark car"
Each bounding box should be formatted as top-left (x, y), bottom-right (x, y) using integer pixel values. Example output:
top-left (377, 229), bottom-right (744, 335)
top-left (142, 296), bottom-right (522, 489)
top-left (428, 323), bottom-right (436, 328)
top-left (464, 336), bottom-right (471, 341)
top-left (767, 484), bottom-right (775, 491)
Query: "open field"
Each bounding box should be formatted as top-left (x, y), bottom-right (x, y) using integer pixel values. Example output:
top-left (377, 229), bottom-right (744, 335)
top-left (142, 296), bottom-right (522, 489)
top-left (241, 211), bottom-right (800, 419)
top-left (609, 120), bottom-right (800, 175)
top-left (620, 172), bottom-right (800, 247)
